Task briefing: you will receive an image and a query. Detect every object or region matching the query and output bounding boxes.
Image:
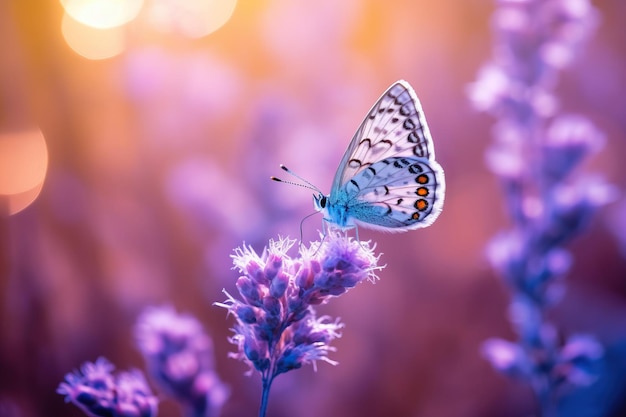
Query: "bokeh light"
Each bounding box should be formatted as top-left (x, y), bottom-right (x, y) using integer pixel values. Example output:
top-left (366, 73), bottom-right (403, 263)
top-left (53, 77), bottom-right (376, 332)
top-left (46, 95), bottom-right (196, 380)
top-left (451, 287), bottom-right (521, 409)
top-left (61, 0), bottom-right (144, 29)
top-left (0, 129), bottom-right (48, 216)
top-left (146, 0), bottom-right (238, 38)
top-left (61, 11), bottom-right (126, 60)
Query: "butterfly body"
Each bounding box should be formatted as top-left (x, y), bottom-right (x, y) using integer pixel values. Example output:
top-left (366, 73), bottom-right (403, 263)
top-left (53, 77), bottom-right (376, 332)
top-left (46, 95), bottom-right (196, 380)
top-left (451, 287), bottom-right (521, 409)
top-left (316, 80), bottom-right (445, 232)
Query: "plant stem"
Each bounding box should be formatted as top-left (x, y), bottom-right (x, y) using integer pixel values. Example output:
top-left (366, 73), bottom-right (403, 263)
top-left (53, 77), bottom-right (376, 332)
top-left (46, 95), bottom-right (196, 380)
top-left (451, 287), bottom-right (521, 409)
top-left (539, 391), bottom-right (557, 417)
top-left (259, 375), bottom-right (274, 417)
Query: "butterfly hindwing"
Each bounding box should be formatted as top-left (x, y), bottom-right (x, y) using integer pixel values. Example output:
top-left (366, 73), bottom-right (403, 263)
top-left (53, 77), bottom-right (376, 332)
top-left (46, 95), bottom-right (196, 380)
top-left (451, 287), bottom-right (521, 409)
top-left (340, 156), bottom-right (444, 230)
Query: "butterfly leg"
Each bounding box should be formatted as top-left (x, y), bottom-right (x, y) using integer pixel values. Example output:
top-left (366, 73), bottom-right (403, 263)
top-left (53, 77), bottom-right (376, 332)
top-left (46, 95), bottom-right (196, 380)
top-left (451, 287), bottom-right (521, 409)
top-left (353, 224), bottom-right (370, 251)
top-left (298, 217), bottom-right (306, 249)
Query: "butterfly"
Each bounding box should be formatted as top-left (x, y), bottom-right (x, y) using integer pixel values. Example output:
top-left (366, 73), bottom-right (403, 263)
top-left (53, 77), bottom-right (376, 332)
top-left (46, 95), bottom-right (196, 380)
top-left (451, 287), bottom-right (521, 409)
top-left (273, 80), bottom-right (445, 233)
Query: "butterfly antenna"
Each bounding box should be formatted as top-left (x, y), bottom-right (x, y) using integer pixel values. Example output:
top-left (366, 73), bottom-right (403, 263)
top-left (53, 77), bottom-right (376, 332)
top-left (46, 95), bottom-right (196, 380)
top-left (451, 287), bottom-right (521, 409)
top-left (270, 164), bottom-right (323, 194)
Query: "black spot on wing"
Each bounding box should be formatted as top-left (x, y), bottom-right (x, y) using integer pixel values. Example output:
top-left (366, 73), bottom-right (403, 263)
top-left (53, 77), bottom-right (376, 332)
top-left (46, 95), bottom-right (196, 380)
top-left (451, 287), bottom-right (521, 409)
top-left (413, 144), bottom-right (426, 157)
top-left (408, 163), bottom-right (423, 174)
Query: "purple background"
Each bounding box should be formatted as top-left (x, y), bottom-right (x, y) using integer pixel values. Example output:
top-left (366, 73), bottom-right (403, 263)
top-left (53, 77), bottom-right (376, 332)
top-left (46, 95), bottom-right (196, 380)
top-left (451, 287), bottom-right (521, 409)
top-left (1, 1), bottom-right (625, 416)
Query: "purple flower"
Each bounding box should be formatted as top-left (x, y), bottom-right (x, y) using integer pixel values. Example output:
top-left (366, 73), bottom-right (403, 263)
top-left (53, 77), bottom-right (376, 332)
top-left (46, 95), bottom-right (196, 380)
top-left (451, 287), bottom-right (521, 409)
top-left (470, 0), bottom-right (609, 414)
top-left (483, 329), bottom-right (604, 393)
top-left (542, 177), bottom-right (616, 254)
top-left (57, 357), bottom-right (158, 417)
top-left (135, 306), bottom-right (229, 417)
top-left (482, 338), bottom-right (532, 379)
top-left (216, 231), bottom-right (381, 416)
top-left (469, 0), bottom-right (599, 120)
top-left (557, 334), bottom-right (604, 386)
top-left (542, 115), bottom-right (604, 182)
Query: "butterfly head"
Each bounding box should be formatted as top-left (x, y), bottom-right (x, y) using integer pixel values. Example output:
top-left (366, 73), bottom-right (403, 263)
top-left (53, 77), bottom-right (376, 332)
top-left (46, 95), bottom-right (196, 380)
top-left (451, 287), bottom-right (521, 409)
top-left (313, 193), bottom-right (327, 212)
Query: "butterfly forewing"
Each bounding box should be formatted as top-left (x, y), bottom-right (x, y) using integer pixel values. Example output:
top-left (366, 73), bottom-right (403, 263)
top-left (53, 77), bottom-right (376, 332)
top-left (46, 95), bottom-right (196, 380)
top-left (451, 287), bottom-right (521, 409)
top-left (331, 80), bottom-right (436, 195)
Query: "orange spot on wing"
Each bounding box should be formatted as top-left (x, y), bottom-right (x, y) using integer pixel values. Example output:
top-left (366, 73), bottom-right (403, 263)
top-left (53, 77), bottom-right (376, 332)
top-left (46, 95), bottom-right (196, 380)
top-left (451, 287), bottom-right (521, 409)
top-left (416, 174), bottom-right (429, 184)
top-left (416, 187), bottom-right (428, 196)
top-left (414, 199), bottom-right (428, 211)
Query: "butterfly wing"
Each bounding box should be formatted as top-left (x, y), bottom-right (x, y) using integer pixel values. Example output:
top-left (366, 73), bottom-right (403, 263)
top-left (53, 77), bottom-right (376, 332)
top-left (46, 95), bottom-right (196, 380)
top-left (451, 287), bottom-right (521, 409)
top-left (330, 80), bottom-right (437, 194)
top-left (328, 80), bottom-right (445, 231)
top-left (340, 156), bottom-right (445, 231)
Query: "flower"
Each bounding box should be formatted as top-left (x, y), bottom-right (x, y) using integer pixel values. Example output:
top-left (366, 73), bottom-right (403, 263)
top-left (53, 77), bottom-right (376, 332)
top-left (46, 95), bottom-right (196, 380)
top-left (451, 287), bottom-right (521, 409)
top-left (482, 338), bottom-right (531, 379)
top-left (470, 0), bottom-right (608, 413)
top-left (57, 357), bottom-right (158, 417)
top-left (483, 329), bottom-right (604, 390)
top-left (218, 232), bottom-right (380, 373)
top-left (215, 231), bottom-right (382, 415)
top-left (135, 306), bottom-right (229, 417)
top-left (557, 334), bottom-right (604, 386)
top-left (487, 232), bottom-right (571, 306)
top-left (542, 115), bottom-right (605, 183)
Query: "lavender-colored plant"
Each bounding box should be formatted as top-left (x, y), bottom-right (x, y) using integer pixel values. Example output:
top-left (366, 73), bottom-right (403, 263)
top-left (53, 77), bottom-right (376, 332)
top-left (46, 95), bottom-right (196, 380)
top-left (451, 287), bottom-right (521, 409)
top-left (135, 306), bottom-right (229, 417)
top-left (215, 231), bottom-right (381, 417)
top-left (57, 357), bottom-right (159, 417)
top-left (468, 0), bottom-right (614, 415)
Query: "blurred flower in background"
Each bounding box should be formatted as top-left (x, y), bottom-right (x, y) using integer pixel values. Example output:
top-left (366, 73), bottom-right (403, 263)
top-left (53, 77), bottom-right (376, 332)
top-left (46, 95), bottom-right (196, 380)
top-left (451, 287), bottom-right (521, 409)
top-left (135, 306), bottom-right (229, 417)
top-left (469, 0), bottom-right (620, 415)
top-left (1, 0), bottom-right (625, 416)
top-left (57, 357), bottom-right (158, 417)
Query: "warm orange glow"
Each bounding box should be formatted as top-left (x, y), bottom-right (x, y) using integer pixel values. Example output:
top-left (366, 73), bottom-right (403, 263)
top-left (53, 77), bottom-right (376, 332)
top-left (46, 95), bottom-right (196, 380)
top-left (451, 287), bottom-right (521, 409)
top-left (0, 184), bottom-right (45, 217)
top-left (61, 12), bottom-right (126, 60)
top-left (147, 0), bottom-right (237, 38)
top-left (0, 129), bottom-right (48, 216)
top-left (61, 0), bottom-right (144, 29)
